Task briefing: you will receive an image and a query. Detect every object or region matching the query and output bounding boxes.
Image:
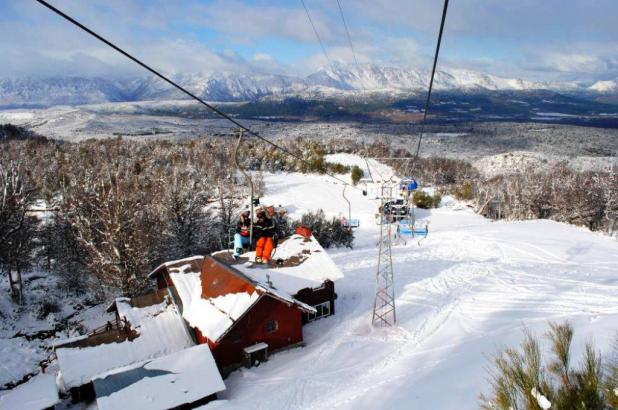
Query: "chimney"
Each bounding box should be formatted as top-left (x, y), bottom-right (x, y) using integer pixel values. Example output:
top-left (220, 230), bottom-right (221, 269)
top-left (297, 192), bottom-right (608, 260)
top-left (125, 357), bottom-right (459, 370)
top-left (295, 226), bottom-right (313, 238)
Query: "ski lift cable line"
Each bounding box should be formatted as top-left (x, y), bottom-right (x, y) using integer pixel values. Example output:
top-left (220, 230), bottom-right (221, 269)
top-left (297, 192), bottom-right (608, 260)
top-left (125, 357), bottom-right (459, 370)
top-left (335, 0), bottom-right (375, 184)
top-left (335, 0), bottom-right (366, 94)
top-left (398, 0), bottom-right (449, 179)
top-left (35, 0), bottom-right (361, 192)
top-left (300, 0), bottom-right (338, 76)
top-left (404, 0), bottom-right (450, 176)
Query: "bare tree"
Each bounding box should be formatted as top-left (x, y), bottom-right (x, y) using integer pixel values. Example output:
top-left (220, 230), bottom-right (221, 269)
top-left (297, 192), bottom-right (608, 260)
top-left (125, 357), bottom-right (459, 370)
top-left (63, 168), bottom-right (160, 297)
top-left (0, 161), bottom-right (37, 303)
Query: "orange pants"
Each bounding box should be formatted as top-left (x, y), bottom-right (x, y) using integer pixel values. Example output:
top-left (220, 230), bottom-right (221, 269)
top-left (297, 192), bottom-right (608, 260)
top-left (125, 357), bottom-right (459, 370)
top-left (256, 237), bottom-right (274, 261)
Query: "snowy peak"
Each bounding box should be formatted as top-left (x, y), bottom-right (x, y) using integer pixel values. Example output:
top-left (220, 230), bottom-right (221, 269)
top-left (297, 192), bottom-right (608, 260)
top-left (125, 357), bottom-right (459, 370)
top-left (0, 65), bottom-right (611, 107)
top-left (589, 79), bottom-right (618, 93)
top-left (306, 64), bottom-right (573, 93)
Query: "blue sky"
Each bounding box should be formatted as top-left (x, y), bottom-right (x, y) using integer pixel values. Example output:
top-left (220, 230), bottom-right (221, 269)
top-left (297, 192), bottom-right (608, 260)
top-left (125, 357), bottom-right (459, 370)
top-left (1, 0), bottom-right (617, 82)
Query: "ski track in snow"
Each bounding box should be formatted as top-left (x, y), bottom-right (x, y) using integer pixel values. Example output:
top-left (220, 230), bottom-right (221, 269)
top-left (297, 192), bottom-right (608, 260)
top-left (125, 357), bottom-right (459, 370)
top-left (217, 165), bottom-right (618, 410)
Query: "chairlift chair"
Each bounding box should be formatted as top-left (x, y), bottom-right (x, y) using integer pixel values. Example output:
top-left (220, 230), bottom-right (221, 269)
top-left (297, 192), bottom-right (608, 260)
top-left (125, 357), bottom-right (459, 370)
top-left (397, 219), bottom-right (428, 239)
top-left (400, 177), bottom-right (418, 193)
top-left (341, 185), bottom-right (360, 229)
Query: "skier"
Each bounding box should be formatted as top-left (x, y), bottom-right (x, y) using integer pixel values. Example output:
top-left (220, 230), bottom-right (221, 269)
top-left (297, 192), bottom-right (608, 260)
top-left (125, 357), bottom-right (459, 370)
top-left (266, 205), bottom-right (281, 247)
top-left (233, 210), bottom-right (251, 260)
top-left (254, 207), bottom-right (275, 264)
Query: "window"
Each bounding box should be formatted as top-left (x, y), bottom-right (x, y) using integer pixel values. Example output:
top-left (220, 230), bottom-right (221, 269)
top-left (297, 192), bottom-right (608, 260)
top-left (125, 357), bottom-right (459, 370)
top-left (307, 301), bottom-right (332, 322)
top-left (265, 320), bottom-right (278, 333)
top-left (315, 301), bottom-right (331, 318)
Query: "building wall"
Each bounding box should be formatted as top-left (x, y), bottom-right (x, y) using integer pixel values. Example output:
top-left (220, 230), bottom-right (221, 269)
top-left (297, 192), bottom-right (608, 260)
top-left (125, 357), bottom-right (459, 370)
top-left (195, 295), bottom-right (304, 371)
top-left (293, 280), bottom-right (336, 323)
top-left (156, 272), bottom-right (170, 290)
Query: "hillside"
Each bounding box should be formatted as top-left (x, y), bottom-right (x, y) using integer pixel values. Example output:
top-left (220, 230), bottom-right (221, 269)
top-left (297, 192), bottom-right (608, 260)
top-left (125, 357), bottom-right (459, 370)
top-left (2, 157), bottom-right (617, 408)
top-left (220, 159), bottom-right (618, 409)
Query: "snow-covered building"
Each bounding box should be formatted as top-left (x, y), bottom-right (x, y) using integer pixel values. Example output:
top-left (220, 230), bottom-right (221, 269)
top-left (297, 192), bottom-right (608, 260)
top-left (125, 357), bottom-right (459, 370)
top-left (92, 344), bottom-right (225, 410)
top-left (213, 230), bottom-right (345, 323)
top-left (148, 254), bottom-right (316, 375)
top-left (0, 374), bottom-right (59, 410)
top-left (54, 295), bottom-right (195, 403)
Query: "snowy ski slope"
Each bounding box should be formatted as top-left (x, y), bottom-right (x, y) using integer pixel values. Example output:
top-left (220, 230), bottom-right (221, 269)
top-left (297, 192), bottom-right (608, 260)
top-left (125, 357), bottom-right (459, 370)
top-left (213, 157), bottom-right (618, 409)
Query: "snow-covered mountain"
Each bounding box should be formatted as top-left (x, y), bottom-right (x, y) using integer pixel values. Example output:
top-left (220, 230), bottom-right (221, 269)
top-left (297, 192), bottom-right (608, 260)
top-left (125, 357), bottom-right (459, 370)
top-left (0, 64), bottom-right (601, 107)
top-left (589, 79), bottom-right (618, 93)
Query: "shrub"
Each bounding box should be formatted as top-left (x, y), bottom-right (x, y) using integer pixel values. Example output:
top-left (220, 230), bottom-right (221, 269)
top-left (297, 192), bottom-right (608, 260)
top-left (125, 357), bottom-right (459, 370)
top-left (294, 209), bottom-right (354, 248)
top-left (413, 191), bottom-right (441, 209)
top-left (351, 165), bottom-right (364, 185)
top-left (453, 181), bottom-right (474, 200)
top-left (36, 299), bottom-right (61, 320)
top-left (329, 162), bottom-right (350, 174)
top-left (481, 322), bottom-right (617, 410)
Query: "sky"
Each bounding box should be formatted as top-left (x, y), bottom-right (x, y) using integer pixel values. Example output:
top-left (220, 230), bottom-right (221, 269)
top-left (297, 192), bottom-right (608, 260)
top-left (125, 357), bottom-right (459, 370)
top-left (1, 0), bottom-right (617, 82)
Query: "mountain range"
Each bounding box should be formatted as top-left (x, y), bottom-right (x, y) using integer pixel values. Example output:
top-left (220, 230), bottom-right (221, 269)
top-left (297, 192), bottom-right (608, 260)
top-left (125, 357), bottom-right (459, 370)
top-left (0, 64), bottom-right (616, 108)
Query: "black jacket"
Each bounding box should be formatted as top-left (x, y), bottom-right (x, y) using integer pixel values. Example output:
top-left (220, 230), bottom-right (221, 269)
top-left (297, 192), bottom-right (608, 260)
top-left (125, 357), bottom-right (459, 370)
top-left (254, 215), bottom-right (275, 238)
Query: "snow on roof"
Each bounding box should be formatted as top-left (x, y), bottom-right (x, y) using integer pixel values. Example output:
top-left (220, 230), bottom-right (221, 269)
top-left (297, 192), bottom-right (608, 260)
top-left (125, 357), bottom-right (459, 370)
top-left (147, 255), bottom-right (204, 279)
top-left (93, 344), bottom-right (225, 410)
top-left (167, 255), bottom-right (315, 342)
top-left (232, 234), bottom-right (344, 295)
top-left (166, 257), bottom-right (262, 341)
top-left (0, 374), bottom-right (59, 410)
top-left (56, 302), bottom-right (194, 389)
top-left (115, 298), bottom-right (167, 325)
top-left (170, 266), bottom-right (261, 342)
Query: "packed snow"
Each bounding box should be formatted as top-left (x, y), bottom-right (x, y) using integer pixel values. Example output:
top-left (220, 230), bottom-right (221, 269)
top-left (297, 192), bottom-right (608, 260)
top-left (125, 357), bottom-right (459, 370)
top-left (207, 156), bottom-right (618, 409)
top-left (2, 153), bottom-right (618, 409)
top-left (324, 153), bottom-right (395, 182)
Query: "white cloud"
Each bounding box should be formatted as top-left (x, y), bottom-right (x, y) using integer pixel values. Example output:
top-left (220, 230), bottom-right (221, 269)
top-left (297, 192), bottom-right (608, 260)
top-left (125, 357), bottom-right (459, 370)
top-left (1, 0), bottom-right (616, 82)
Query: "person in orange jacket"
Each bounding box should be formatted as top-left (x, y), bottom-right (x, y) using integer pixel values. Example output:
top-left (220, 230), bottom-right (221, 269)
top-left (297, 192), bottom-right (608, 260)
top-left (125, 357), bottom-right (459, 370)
top-left (254, 207), bottom-right (275, 264)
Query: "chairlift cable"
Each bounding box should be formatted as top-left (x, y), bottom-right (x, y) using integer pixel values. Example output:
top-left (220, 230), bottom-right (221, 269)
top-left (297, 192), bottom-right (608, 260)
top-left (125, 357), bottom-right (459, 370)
top-left (300, 0), bottom-right (337, 76)
top-left (404, 0), bottom-right (449, 177)
top-left (35, 0), bottom-right (362, 192)
top-left (414, 0), bottom-right (449, 159)
top-left (335, 0), bottom-right (366, 95)
top-left (334, 0), bottom-right (375, 184)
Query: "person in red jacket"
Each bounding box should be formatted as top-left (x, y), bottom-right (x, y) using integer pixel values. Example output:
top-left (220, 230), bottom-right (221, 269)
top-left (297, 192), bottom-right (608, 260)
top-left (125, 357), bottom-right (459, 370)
top-left (254, 207), bottom-right (275, 264)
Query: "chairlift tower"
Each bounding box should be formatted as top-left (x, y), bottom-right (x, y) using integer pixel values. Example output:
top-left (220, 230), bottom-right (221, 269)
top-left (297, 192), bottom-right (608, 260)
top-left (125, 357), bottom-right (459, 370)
top-left (372, 184), bottom-right (396, 327)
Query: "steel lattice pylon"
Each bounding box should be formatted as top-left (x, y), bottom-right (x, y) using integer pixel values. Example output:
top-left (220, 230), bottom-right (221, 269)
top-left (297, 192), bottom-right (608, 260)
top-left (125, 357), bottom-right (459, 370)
top-left (372, 184), bottom-right (396, 327)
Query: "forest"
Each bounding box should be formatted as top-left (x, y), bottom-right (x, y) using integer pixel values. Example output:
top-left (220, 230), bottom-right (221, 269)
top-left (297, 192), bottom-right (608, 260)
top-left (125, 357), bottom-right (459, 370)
top-left (0, 124), bottom-right (616, 306)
